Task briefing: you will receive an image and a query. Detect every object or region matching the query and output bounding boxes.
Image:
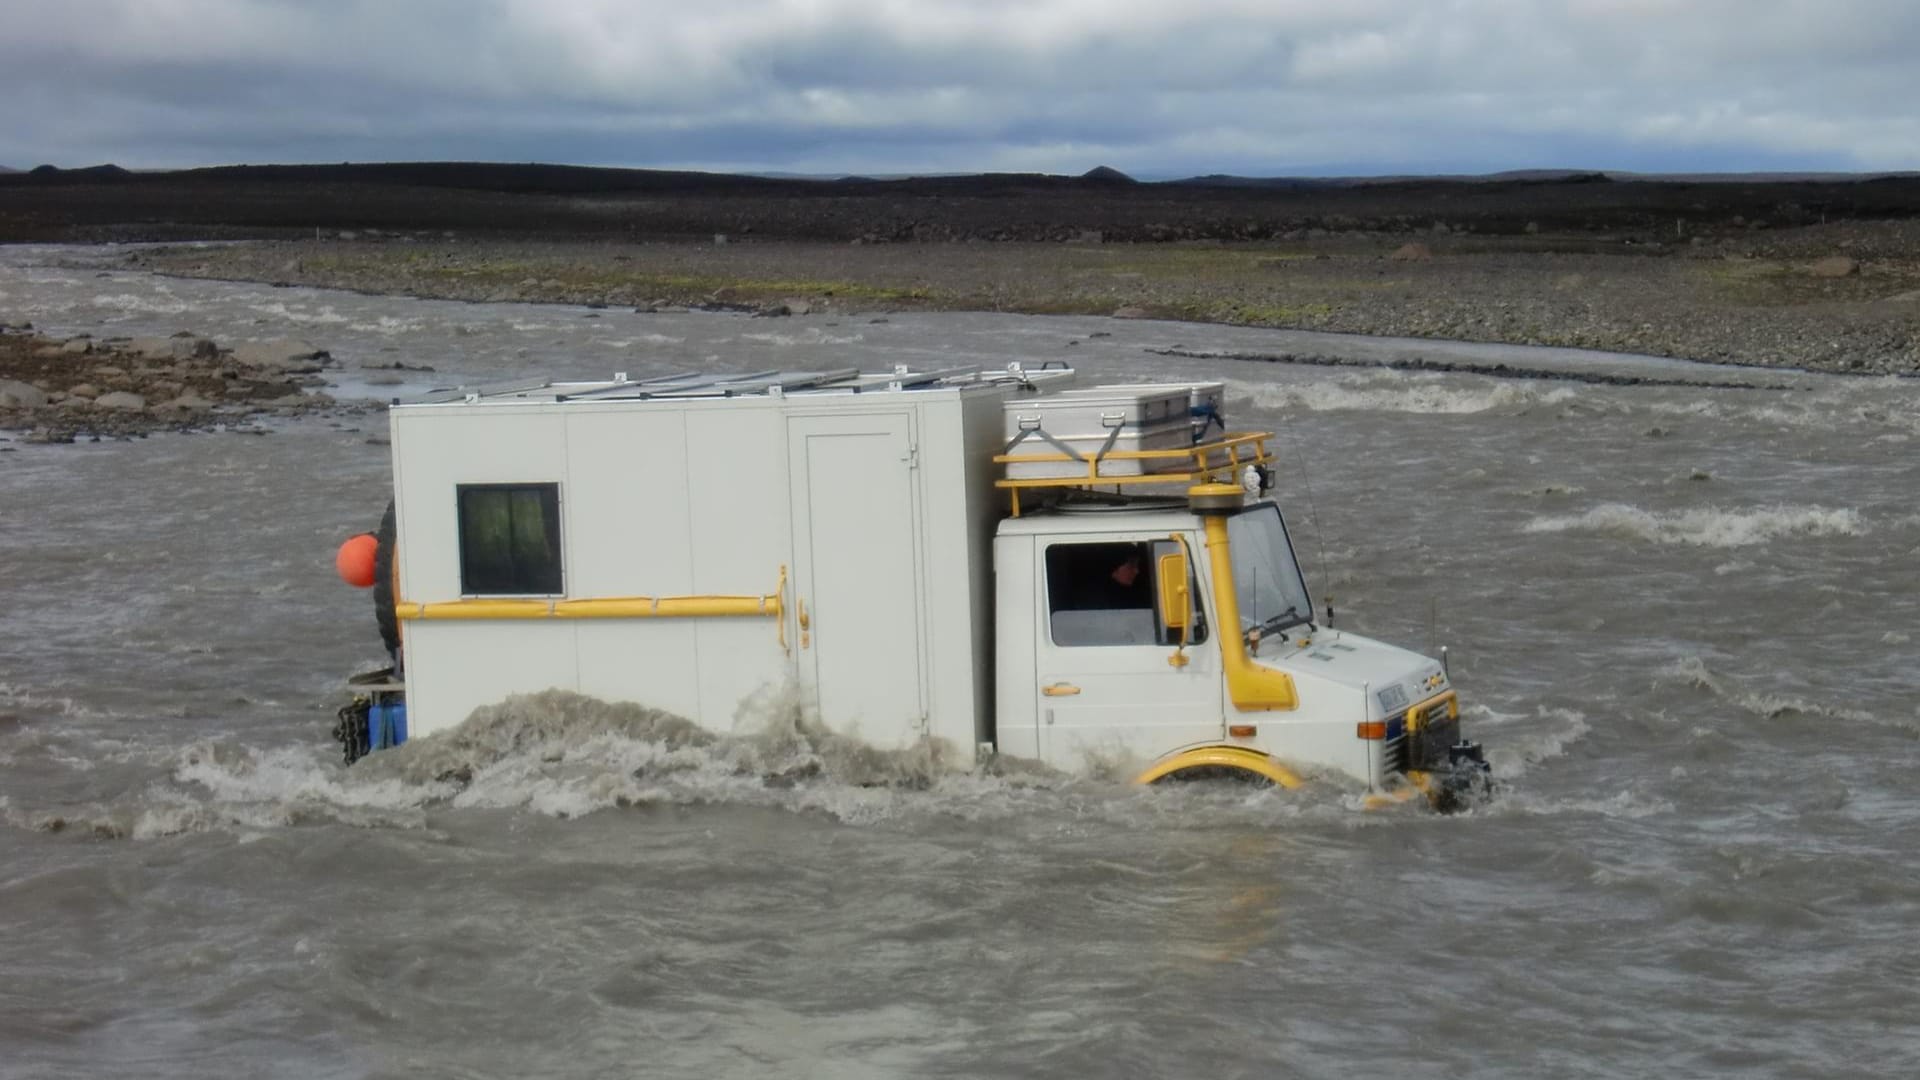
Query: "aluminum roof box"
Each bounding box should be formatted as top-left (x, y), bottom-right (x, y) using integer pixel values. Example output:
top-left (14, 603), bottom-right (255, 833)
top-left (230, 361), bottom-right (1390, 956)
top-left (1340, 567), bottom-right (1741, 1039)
top-left (1069, 381), bottom-right (1226, 443)
top-left (1002, 385), bottom-right (1193, 479)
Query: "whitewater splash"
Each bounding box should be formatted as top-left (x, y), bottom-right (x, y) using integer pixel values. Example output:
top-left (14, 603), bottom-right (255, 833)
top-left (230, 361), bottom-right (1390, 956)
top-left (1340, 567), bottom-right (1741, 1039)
top-left (603, 332), bottom-right (687, 347)
top-left (1645, 377), bottom-right (1920, 436)
top-left (1523, 503), bottom-right (1862, 548)
top-left (737, 329), bottom-right (869, 348)
top-left (92, 292), bottom-right (195, 317)
top-left (1226, 373), bottom-right (1577, 415)
top-left (1467, 703), bottom-right (1590, 778)
top-left (243, 300), bottom-right (352, 325)
top-left (346, 314), bottom-right (429, 336)
top-left (1, 691), bottom-right (1406, 840)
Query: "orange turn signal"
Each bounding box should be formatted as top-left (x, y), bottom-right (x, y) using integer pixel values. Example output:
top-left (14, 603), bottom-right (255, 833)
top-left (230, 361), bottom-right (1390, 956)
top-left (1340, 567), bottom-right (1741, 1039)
top-left (1356, 720), bottom-right (1387, 740)
top-left (1228, 724), bottom-right (1257, 738)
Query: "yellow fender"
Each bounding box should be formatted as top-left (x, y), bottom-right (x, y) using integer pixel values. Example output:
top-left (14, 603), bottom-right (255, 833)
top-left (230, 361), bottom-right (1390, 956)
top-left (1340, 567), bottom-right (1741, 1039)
top-left (1135, 745), bottom-right (1303, 789)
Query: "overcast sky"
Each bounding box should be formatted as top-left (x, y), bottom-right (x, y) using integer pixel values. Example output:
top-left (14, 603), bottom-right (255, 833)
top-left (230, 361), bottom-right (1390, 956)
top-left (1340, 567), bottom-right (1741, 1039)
top-left (4, 0), bottom-right (1917, 177)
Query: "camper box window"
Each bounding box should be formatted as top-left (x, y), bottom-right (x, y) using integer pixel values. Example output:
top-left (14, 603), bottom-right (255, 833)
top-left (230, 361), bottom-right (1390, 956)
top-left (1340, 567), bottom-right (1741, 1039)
top-left (457, 483), bottom-right (563, 596)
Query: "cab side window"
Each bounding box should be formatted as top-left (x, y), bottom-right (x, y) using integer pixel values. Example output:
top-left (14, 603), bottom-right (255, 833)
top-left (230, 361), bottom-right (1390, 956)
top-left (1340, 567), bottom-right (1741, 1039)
top-left (1044, 541), bottom-right (1207, 647)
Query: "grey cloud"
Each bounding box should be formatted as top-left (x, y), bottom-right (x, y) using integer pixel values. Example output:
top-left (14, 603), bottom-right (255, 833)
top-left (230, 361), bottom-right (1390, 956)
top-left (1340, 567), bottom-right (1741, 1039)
top-left (1, 1), bottom-right (1915, 174)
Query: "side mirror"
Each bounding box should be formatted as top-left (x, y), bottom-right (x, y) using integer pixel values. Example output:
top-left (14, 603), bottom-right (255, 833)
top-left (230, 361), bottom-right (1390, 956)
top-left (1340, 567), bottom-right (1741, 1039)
top-left (1157, 551), bottom-right (1190, 633)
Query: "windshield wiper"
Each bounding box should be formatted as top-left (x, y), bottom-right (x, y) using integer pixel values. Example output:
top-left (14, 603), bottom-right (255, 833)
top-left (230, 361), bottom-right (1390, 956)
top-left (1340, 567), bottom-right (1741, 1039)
top-left (1247, 605), bottom-right (1310, 644)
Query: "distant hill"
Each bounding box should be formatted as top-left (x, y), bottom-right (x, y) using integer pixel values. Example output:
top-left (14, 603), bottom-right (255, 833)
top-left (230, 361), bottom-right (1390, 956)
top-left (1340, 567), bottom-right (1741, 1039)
top-left (187, 161), bottom-right (782, 194)
top-left (1172, 168), bottom-right (1920, 187)
top-left (1173, 174), bottom-right (1345, 190)
top-left (3, 158), bottom-right (1916, 245)
top-left (22, 163), bottom-right (133, 181)
top-left (6, 159), bottom-right (1915, 192)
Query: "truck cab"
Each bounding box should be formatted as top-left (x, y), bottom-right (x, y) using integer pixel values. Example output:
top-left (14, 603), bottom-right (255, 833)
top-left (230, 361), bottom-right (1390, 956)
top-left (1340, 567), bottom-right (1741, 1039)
top-left (993, 489), bottom-right (1473, 794)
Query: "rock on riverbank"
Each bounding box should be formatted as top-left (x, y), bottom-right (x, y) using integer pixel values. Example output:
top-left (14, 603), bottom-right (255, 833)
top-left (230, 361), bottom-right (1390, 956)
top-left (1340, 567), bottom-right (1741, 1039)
top-left (0, 323), bottom-right (346, 444)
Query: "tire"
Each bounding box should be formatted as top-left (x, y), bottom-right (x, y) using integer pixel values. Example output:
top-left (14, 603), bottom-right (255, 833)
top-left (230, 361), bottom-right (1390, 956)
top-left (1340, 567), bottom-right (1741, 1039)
top-left (372, 499), bottom-right (401, 660)
top-left (1151, 764), bottom-right (1277, 786)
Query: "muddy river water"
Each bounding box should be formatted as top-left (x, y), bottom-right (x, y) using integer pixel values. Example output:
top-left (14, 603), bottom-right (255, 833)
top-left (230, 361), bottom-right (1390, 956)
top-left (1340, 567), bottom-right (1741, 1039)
top-left (2, 245), bottom-right (1918, 1078)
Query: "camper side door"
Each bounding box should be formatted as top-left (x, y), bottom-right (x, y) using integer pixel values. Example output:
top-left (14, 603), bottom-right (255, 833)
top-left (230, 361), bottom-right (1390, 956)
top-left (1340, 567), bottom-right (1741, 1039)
top-left (786, 411), bottom-right (928, 748)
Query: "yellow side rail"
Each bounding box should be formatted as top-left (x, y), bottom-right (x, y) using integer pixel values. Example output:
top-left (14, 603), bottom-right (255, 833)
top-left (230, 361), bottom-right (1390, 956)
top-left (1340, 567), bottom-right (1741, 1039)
top-left (397, 595), bottom-right (782, 620)
top-left (395, 567), bottom-right (789, 650)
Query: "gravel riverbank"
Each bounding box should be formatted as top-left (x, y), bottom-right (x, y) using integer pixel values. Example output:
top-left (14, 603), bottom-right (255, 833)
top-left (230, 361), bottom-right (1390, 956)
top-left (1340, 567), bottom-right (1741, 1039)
top-left (122, 221), bottom-right (1920, 376)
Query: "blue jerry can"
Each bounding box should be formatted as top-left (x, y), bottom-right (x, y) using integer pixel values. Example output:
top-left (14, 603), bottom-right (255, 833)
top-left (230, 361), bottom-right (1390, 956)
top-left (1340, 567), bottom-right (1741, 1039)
top-left (368, 701), bottom-right (409, 751)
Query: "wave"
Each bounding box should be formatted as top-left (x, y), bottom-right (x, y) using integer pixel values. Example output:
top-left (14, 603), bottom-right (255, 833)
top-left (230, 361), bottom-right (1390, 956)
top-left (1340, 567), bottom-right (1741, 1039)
top-left (1226, 374), bottom-right (1576, 416)
top-left (738, 330), bottom-right (868, 348)
top-left (1657, 656), bottom-right (1880, 725)
top-left (0, 683), bottom-right (106, 721)
top-left (1500, 483), bottom-right (1585, 499)
top-left (1647, 380), bottom-right (1920, 436)
top-left (345, 315), bottom-right (426, 335)
top-left (1467, 703), bottom-right (1590, 778)
top-left (1523, 503), bottom-right (1862, 547)
top-left (599, 333), bottom-right (686, 347)
top-left (1483, 788), bottom-right (1675, 821)
top-left (244, 301), bottom-right (350, 324)
top-left (90, 292), bottom-right (193, 316)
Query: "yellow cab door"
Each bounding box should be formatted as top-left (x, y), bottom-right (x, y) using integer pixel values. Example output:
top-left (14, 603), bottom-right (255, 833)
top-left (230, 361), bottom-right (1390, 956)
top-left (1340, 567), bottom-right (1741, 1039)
top-left (1031, 535), bottom-right (1223, 771)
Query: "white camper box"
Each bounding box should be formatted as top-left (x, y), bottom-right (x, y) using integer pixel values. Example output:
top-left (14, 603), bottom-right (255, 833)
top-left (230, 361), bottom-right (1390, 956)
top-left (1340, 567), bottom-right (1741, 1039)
top-left (388, 367), bottom-right (1069, 752)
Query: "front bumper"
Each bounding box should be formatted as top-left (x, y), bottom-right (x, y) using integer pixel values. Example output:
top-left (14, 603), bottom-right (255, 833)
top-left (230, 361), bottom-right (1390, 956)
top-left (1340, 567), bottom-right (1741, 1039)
top-left (1381, 692), bottom-right (1491, 810)
top-left (1381, 692), bottom-right (1463, 774)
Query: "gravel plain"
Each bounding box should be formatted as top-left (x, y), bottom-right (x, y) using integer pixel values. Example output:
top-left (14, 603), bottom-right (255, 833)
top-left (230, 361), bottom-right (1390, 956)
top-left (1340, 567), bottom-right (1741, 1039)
top-left (123, 221), bottom-right (1920, 377)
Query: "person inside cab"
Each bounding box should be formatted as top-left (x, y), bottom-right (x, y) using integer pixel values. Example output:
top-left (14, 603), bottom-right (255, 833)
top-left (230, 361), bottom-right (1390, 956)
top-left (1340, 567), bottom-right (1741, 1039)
top-left (1046, 543), bottom-right (1159, 646)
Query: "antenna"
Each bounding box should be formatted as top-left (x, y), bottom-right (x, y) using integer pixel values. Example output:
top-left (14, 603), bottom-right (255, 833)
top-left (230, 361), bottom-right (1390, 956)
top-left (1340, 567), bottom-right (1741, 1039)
top-left (1292, 440), bottom-right (1332, 606)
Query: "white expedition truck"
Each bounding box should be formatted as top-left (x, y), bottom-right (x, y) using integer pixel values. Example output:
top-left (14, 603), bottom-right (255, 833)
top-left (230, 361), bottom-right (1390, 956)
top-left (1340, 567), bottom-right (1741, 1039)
top-left (333, 363), bottom-right (1489, 807)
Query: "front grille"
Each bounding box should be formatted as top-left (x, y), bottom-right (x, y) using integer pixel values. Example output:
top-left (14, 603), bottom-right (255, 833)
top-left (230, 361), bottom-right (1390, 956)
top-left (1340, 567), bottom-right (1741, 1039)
top-left (1378, 696), bottom-right (1460, 777)
top-left (1408, 712), bottom-right (1462, 772)
top-left (1380, 733), bottom-right (1409, 775)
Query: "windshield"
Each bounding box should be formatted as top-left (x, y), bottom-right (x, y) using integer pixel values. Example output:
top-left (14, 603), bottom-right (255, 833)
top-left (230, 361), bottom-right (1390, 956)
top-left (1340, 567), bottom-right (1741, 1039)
top-left (1227, 503), bottom-right (1314, 634)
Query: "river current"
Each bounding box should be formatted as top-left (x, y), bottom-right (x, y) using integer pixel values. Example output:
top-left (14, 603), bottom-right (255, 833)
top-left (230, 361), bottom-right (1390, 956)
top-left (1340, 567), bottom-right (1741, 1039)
top-left (2, 245), bottom-right (1917, 1078)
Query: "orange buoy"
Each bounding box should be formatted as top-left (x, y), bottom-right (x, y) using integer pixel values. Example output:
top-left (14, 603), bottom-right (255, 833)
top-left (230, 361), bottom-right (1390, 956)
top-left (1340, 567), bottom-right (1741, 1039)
top-left (335, 532), bottom-right (379, 588)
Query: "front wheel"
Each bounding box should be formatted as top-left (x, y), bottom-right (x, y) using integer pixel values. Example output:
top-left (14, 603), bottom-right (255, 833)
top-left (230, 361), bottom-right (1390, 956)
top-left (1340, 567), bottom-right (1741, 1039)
top-left (1135, 746), bottom-right (1304, 788)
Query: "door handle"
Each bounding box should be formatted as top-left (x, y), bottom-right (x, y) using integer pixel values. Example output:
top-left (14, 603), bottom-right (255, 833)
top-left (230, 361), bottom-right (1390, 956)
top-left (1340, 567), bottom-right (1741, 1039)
top-left (798, 598), bottom-right (810, 649)
top-left (1042, 683), bottom-right (1081, 697)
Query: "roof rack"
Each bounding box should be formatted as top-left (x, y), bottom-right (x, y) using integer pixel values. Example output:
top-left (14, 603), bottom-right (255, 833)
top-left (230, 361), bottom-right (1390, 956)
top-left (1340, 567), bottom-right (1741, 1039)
top-left (413, 376), bottom-right (563, 404)
top-left (405, 363), bottom-right (1076, 407)
top-left (843, 365), bottom-right (980, 392)
top-left (994, 431), bottom-right (1276, 516)
top-left (550, 371), bottom-right (708, 402)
